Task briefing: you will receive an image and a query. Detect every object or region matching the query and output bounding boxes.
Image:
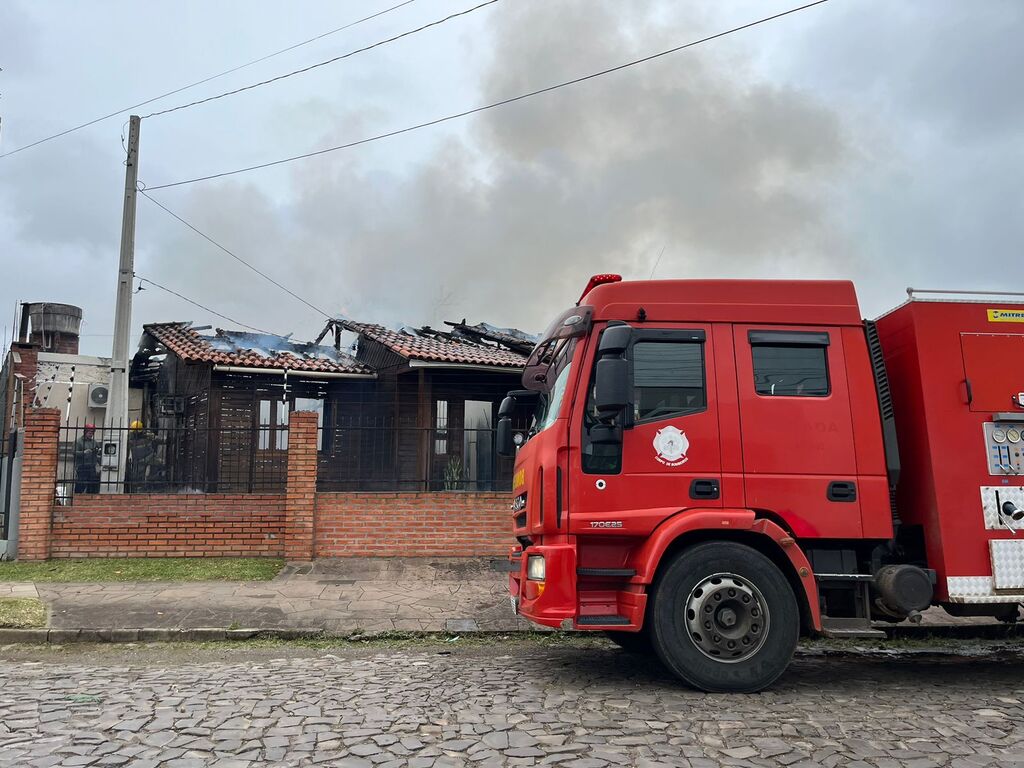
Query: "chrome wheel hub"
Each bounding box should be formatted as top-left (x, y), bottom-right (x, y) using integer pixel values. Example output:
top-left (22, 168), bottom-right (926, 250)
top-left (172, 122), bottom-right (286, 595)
top-left (684, 572), bottom-right (770, 663)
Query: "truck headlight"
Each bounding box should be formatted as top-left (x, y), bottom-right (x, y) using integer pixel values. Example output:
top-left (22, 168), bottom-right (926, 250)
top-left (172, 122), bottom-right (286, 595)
top-left (526, 555), bottom-right (546, 581)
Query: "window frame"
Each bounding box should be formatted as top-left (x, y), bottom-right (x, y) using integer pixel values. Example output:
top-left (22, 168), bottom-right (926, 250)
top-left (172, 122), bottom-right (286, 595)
top-left (580, 326), bottom-right (707, 475)
top-left (434, 399), bottom-right (449, 455)
top-left (629, 328), bottom-right (709, 426)
top-left (748, 329), bottom-right (832, 398)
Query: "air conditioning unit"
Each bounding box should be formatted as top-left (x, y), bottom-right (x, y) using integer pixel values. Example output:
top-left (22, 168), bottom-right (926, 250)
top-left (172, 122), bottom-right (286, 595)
top-left (88, 383), bottom-right (110, 408)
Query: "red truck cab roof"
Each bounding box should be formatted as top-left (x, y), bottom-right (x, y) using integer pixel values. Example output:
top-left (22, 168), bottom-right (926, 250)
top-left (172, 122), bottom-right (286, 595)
top-left (581, 279), bottom-right (863, 327)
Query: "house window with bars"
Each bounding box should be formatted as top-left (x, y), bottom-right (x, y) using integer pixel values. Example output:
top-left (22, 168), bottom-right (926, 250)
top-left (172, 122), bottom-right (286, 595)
top-left (435, 400), bottom-right (448, 455)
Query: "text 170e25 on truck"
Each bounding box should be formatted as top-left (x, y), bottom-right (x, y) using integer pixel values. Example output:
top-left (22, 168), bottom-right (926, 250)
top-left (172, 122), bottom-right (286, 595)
top-left (498, 274), bottom-right (1024, 693)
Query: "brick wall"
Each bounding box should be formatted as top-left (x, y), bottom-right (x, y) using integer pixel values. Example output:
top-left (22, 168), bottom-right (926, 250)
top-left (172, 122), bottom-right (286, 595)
top-left (15, 408), bottom-right (513, 561)
top-left (284, 411), bottom-right (317, 561)
top-left (315, 492), bottom-right (510, 557)
top-left (17, 408), bottom-right (60, 560)
top-left (51, 494), bottom-right (285, 558)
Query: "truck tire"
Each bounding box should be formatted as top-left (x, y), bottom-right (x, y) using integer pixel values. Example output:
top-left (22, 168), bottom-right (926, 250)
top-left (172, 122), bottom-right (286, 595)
top-left (605, 629), bottom-right (652, 655)
top-left (649, 541), bottom-right (799, 693)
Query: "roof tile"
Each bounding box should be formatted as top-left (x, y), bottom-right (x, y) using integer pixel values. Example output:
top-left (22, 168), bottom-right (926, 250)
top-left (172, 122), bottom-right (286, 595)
top-left (143, 323), bottom-right (373, 375)
top-left (340, 321), bottom-right (527, 368)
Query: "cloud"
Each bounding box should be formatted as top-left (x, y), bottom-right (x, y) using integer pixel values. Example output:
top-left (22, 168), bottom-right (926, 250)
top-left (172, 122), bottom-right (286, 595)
top-left (8, 0), bottom-right (1022, 358)
top-left (0, 1), bottom-right (40, 73)
top-left (774, 0), bottom-right (1024, 314)
top-left (165, 0), bottom-right (852, 334)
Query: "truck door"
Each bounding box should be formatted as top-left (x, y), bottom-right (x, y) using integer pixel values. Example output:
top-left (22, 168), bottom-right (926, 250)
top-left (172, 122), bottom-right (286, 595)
top-left (733, 325), bottom-right (862, 538)
top-left (573, 325), bottom-right (723, 533)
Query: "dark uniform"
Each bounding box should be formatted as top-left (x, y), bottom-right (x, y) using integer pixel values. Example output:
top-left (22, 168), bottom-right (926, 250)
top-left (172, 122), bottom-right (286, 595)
top-left (74, 432), bottom-right (100, 493)
top-left (128, 430), bottom-right (159, 493)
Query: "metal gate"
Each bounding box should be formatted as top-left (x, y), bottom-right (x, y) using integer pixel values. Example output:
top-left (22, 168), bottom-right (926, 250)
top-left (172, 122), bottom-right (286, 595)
top-left (1, 430), bottom-right (23, 560)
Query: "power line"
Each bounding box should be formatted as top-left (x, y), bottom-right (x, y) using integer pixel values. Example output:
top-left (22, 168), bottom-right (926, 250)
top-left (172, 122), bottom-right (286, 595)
top-left (139, 189), bottom-right (333, 319)
top-left (143, 0), bottom-right (500, 120)
top-left (0, 0), bottom-right (418, 160)
top-left (145, 0), bottom-right (829, 191)
top-left (134, 275), bottom-right (275, 334)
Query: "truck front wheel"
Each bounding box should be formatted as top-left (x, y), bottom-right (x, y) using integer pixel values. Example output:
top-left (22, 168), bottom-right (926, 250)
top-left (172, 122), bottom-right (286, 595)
top-left (650, 541), bottom-right (799, 693)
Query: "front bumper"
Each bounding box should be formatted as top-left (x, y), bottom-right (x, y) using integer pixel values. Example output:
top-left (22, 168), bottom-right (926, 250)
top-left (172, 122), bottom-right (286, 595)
top-left (508, 544), bottom-right (577, 628)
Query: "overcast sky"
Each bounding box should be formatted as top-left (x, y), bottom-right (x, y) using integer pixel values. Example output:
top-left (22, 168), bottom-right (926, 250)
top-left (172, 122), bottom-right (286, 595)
top-left (1, 0), bottom-right (1022, 357)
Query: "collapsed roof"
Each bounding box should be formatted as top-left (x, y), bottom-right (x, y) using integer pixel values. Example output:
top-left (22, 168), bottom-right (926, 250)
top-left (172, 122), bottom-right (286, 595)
top-left (132, 317), bottom-right (536, 382)
top-left (133, 322), bottom-right (374, 381)
top-left (337, 320), bottom-right (532, 369)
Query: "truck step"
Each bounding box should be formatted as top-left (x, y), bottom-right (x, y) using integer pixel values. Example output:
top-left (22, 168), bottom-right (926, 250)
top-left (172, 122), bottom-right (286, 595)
top-left (820, 616), bottom-right (886, 639)
top-left (577, 615), bottom-right (631, 626)
top-left (576, 568), bottom-right (636, 578)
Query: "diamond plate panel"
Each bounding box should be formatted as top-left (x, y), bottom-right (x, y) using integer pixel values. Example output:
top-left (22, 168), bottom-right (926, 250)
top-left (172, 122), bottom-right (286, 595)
top-left (946, 575), bottom-right (1024, 603)
top-left (947, 576), bottom-right (994, 597)
top-left (991, 539), bottom-right (1024, 589)
top-left (981, 486), bottom-right (1024, 529)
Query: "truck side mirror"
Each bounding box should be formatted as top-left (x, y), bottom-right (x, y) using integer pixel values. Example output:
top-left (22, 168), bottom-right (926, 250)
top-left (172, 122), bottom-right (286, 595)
top-left (598, 324), bottom-right (631, 355)
top-left (498, 395), bottom-right (516, 419)
top-left (496, 416), bottom-right (514, 456)
top-left (594, 357), bottom-right (629, 416)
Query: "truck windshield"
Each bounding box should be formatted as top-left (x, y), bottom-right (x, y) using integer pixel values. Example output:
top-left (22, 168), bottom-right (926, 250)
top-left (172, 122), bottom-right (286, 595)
top-left (519, 306), bottom-right (591, 438)
top-left (522, 306), bottom-right (592, 392)
top-left (532, 338), bottom-right (577, 434)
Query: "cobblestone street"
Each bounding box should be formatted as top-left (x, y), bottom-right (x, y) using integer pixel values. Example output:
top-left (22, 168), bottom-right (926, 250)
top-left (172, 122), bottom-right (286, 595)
top-left (2, 641), bottom-right (1024, 767)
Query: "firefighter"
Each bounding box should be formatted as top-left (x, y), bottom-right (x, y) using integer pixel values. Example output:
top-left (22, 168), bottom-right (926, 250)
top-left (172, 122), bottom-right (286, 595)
top-left (73, 424), bottom-right (101, 494)
top-left (127, 420), bottom-right (159, 493)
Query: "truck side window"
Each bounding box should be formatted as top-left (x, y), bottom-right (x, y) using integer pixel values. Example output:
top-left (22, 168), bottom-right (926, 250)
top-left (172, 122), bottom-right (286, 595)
top-left (633, 341), bottom-right (706, 422)
top-left (749, 331), bottom-right (830, 397)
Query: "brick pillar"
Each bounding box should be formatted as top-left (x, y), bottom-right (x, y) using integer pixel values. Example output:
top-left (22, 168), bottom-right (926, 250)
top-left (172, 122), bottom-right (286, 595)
top-left (17, 408), bottom-right (60, 560)
top-left (285, 411), bottom-right (318, 561)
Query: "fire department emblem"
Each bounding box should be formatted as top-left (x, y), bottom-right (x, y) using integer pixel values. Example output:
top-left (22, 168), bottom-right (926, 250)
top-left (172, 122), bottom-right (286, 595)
top-left (653, 426), bottom-right (689, 467)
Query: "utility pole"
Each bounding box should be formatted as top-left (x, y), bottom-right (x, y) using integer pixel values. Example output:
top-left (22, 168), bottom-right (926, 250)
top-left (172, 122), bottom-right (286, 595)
top-left (103, 115), bottom-right (140, 493)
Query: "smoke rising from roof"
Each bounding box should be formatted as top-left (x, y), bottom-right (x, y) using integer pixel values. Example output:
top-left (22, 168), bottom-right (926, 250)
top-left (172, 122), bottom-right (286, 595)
top-left (4, 1), bottom-right (1023, 355)
top-left (159, 0), bottom-right (852, 334)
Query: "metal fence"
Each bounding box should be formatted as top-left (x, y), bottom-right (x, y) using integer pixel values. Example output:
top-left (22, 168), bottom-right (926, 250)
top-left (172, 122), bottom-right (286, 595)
top-left (56, 423), bottom-right (288, 503)
top-left (54, 422), bottom-right (515, 502)
top-left (316, 425), bottom-right (512, 492)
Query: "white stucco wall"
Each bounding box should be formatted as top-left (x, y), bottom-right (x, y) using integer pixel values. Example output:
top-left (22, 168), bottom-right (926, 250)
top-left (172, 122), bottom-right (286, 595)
top-left (35, 352), bottom-right (143, 426)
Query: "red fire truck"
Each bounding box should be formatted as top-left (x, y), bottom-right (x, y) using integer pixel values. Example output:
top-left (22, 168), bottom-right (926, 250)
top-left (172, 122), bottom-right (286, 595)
top-left (498, 275), bottom-right (1024, 692)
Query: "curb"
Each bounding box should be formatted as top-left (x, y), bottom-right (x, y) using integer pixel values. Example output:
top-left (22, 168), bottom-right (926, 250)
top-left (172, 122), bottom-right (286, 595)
top-left (0, 627), bottom-right (546, 645)
top-left (0, 628), bottom-right (334, 644)
top-left (884, 623), bottom-right (1024, 640)
top-left (0, 624), bottom-right (1021, 646)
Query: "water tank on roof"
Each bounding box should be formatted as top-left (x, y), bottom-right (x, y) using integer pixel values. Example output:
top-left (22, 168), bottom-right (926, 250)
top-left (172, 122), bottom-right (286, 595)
top-left (24, 302), bottom-right (83, 354)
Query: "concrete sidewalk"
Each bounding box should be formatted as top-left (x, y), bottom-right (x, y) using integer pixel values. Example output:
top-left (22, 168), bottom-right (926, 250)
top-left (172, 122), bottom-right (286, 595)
top-left (5, 558), bottom-right (533, 635)
top-left (0, 556), bottom-right (1012, 638)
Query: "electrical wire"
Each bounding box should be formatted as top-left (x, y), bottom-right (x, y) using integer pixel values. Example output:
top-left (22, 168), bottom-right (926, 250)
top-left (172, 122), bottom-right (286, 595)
top-left (142, 0), bottom-right (500, 119)
top-left (0, 0), bottom-right (419, 160)
top-left (134, 275), bottom-right (276, 334)
top-left (145, 0), bottom-right (829, 191)
top-left (139, 189), bottom-right (333, 319)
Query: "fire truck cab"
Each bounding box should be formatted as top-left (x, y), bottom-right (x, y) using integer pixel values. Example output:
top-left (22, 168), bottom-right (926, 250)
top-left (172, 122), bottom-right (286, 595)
top-left (500, 276), bottom-right (1024, 692)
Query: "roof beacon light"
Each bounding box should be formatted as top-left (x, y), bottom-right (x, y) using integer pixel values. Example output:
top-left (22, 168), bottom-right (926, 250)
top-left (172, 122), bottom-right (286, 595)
top-left (578, 274), bottom-right (622, 305)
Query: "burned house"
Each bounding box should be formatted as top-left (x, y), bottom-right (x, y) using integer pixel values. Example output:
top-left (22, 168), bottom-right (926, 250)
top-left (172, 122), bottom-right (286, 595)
top-left (129, 319), bottom-right (533, 493)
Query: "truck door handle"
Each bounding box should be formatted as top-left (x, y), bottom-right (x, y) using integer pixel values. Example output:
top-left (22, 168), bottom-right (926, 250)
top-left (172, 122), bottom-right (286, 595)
top-left (827, 481), bottom-right (857, 503)
top-left (689, 478), bottom-right (720, 500)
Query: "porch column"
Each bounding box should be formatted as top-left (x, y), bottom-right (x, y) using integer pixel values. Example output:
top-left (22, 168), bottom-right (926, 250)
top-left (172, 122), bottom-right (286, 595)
top-left (285, 410), bottom-right (318, 561)
top-left (17, 408), bottom-right (60, 560)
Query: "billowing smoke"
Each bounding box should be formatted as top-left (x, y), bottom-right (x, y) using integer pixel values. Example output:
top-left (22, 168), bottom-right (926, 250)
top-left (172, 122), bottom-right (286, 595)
top-left (10, 0), bottom-right (1020, 352)
top-left (159, 0), bottom-right (851, 336)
